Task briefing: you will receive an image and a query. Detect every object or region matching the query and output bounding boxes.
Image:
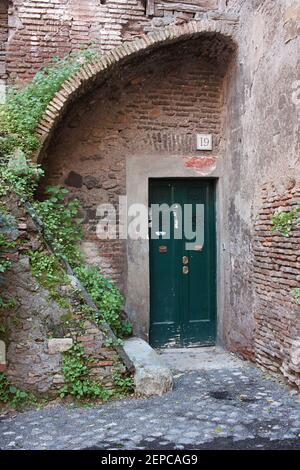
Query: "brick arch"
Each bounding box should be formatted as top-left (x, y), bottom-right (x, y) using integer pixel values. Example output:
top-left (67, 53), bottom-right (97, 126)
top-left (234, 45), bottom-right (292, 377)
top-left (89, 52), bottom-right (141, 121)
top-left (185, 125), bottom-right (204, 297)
top-left (35, 19), bottom-right (237, 161)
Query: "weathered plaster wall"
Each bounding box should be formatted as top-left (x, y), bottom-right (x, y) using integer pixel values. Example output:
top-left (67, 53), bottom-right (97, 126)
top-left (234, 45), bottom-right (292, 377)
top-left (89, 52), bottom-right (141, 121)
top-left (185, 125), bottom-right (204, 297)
top-left (222, 0), bottom-right (300, 374)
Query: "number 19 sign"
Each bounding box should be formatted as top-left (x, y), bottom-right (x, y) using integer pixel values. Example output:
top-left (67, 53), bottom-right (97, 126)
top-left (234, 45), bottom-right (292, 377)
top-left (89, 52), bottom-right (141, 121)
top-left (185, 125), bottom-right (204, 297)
top-left (196, 134), bottom-right (213, 151)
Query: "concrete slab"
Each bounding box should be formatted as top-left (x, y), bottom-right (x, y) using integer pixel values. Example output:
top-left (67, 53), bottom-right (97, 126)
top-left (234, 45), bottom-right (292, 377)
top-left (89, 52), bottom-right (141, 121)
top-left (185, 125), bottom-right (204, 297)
top-left (157, 346), bottom-right (244, 371)
top-left (124, 337), bottom-right (173, 397)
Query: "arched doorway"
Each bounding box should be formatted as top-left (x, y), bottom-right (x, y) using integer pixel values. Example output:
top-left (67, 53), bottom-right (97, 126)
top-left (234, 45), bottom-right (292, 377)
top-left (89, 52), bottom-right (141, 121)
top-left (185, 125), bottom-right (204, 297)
top-left (38, 26), bottom-right (236, 343)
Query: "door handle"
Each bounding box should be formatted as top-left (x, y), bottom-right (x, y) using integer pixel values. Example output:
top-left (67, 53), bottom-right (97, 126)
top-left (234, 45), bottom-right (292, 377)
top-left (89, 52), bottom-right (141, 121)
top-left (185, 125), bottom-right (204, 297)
top-left (182, 256), bottom-right (189, 265)
top-left (182, 266), bottom-right (189, 275)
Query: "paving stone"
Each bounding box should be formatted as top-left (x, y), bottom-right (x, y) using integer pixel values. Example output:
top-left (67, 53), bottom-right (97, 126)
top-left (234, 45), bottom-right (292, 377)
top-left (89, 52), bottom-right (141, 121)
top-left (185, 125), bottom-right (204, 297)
top-left (0, 365), bottom-right (300, 450)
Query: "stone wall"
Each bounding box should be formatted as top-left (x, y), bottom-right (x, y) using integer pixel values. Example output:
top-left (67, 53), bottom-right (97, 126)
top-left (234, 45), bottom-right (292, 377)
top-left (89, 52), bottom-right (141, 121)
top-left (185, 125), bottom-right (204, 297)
top-left (222, 0), bottom-right (300, 378)
top-left (0, 195), bottom-right (123, 395)
top-left (40, 37), bottom-right (231, 291)
top-left (253, 182), bottom-right (300, 388)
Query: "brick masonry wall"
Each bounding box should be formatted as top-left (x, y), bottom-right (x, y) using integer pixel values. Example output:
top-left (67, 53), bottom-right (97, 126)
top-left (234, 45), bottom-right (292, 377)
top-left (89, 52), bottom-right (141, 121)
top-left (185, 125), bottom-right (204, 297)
top-left (0, 194), bottom-right (123, 395)
top-left (221, 0), bottom-right (299, 375)
top-left (6, 0), bottom-right (226, 84)
top-left (40, 37), bottom-right (228, 291)
top-left (253, 181), bottom-right (300, 388)
top-left (0, 0), bottom-right (8, 101)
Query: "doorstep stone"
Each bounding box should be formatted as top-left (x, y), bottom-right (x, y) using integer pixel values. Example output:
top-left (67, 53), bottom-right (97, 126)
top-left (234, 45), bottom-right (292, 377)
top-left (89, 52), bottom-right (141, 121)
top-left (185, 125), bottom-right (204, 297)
top-left (124, 337), bottom-right (173, 397)
top-left (48, 338), bottom-right (73, 355)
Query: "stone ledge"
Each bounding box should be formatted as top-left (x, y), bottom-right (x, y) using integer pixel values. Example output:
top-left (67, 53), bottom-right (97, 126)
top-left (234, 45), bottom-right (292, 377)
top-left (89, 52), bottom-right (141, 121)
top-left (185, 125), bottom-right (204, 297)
top-left (124, 337), bottom-right (173, 397)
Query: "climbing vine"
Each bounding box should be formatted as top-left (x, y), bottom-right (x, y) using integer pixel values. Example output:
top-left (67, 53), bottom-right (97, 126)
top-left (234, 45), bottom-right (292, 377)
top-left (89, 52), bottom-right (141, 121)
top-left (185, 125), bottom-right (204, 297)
top-left (272, 205), bottom-right (300, 237)
top-left (59, 343), bottom-right (111, 401)
top-left (0, 210), bottom-right (16, 308)
top-left (0, 47), bottom-right (131, 338)
top-left (0, 49), bottom-right (99, 158)
top-left (74, 265), bottom-right (132, 339)
top-left (0, 48), bottom-right (134, 406)
top-left (33, 186), bottom-right (83, 265)
top-left (0, 48), bottom-right (135, 407)
top-left (0, 373), bottom-right (36, 410)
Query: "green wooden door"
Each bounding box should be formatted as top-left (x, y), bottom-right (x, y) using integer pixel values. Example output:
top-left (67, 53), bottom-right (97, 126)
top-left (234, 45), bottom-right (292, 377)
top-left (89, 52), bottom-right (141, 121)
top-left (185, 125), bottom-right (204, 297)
top-left (149, 179), bottom-right (216, 348)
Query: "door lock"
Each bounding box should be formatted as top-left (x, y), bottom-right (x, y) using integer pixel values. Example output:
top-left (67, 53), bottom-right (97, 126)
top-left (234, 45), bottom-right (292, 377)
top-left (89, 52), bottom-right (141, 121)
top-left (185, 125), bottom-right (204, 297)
top-left (182, 256), bottom-right (189, 265)
top-left (182, 266), bottom-right (189, 275)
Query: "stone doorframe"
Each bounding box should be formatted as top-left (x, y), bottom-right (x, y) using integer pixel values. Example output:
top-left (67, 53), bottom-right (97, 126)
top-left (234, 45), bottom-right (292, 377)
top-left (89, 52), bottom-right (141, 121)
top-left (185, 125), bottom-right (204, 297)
top-left (126, 153), bottom-right (227, 345)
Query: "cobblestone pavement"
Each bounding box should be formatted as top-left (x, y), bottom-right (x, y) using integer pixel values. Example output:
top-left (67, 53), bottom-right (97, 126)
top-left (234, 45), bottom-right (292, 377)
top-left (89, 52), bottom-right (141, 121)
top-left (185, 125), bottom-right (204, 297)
top-left (0, 364), bottom-right (300, 450)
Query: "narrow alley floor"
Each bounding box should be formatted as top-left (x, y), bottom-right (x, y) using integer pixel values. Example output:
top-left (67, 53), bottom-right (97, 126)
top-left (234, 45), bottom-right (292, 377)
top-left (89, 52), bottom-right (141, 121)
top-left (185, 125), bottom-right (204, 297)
top-left (0, 351), bottom-right (300, 450)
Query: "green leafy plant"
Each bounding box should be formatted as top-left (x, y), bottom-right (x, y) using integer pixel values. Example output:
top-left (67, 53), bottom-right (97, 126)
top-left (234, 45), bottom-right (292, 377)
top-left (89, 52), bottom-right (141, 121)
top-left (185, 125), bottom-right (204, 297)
top-left (291, 288), bottom-right (300, 303)
top-left (0, 210), bottom-right (17, 307)
top-left (0, 259), bottom-right (12, 306)
top-left (0, 298), bottom-right (16, 310)
top-left (112, 368), bottom-right (134, 395)
top-left (33, 186), bottom-right (83, 265)
top-left (29, 250), bottom-right (64, 289)
top-left (59, 343), bottom-right (111, 401)
top-left (272, 205), bottom-right (300, 302)
top-left (74, 265), bottom-right (132, 338)
top-left (0, 49), bottom-right (100, 158)
top-left (272, 205), bottom-right (300, 236)
top-left (0, 373), bottom-right (36, 410)
top-left (0, 259), bottom-right (11, 274)
top-left (0, 48), bottom-right (133, 405)
top-left (0, 150), bottom-right (44, 199)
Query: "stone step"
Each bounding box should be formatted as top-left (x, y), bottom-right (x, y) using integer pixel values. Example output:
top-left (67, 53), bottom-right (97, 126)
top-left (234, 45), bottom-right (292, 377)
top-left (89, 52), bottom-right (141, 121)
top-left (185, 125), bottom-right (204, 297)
top-left (124, 337), bottom-right (173, 397)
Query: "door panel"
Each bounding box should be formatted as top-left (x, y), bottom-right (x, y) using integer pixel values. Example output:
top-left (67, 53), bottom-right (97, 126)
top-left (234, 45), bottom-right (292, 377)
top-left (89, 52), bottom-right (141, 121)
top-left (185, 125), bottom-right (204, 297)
top-left (149, 179), bottom-right (216, 348)
top-left (149, 182), bottom-right (181, 347)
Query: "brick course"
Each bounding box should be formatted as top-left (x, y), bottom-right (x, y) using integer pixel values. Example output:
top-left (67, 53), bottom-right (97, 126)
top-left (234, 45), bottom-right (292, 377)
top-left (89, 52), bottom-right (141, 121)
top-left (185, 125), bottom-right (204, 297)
top-left (6, 0), bottom-right (232, 84)
top-left (0, 0), bottom-right (8, 82)
top-left (253, 182), bottom-right (300, 388)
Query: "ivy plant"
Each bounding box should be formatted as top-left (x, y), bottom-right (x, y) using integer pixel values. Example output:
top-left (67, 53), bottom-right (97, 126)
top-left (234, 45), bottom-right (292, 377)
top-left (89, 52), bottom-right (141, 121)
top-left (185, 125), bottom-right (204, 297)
top-left (0, 48), bottom-right (133, 404)
top-left (33, 186), bottom-right (83, 265)
top-left (59, 343), bottom-right (111, 401)
top-left (0, 149), bottom-right (44, 200)
top-left (272, 205), bottom-right (300, 302)
top-left (272, 205), bottom-right (300, 237)
top-left (0, 49), bottom-right (99, 158)
top-left (112, 368), bottom-right (134, 395)
top-left (0, 210), bottom-right (17, 307)
top-left (0, 373), bottom-right (36, 410)
top-left (74, 265), bottom-right (132, 338)
top-left (29, 250), bottom-right (66, 290)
